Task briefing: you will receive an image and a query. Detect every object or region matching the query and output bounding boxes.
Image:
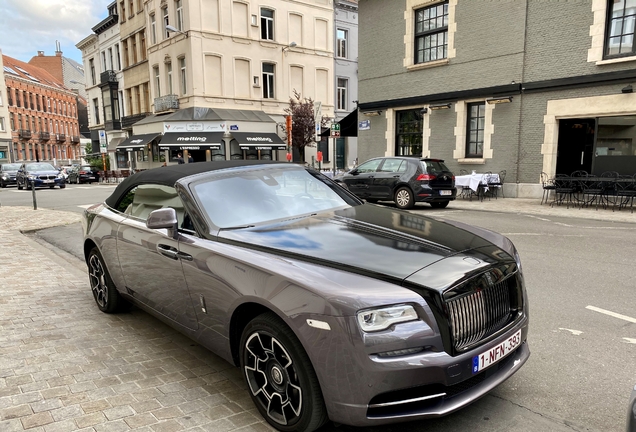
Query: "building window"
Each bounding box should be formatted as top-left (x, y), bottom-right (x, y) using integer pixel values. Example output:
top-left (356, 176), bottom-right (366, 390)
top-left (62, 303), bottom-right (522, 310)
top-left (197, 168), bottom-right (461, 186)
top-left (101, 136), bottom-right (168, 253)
top-left (166, 61), bottom-right (173, 94)
top-left (6, 87), bottom-right (11, 106)
top-left (337, 78), bottom-right (347, 110)
top-left (605, 0), bottom-right (636, 57)
top-left (163, 7), bottom-right (170, 39)
top-left (93, 98), bottom-right (100, 125)
top-left (123, 39), bottom-right (129, 68)
top-left (0, 117), bottom-right (5, 132)
top-left (132, 35), bottom-right (138, 64)
top-left (108, 47), bottom-right (113, 70)
top-left (128, 0), bottom-right (134, 17)
top-left (261, 8), bottom-right (274, 40)
top-left (140, 30), bottom-right (146, 61)
top-left (150, 14), bottom-right (157, 44)
top-left (115, 43), bottom-right (121, 70)
top-left (36, 95), bottom-right (40, 111)
top-left (336, 29), bottom-right (347, 58)
top-left (154, 66), bottom-right (160, 97)
top-left (101, 51), bottom-right (107, 71)
top-left (176, 0), bottom-right (184, 31)
top-left (395, 109), bottom-right (423, 156)
top-left (179, 57), bottom-right (187, 95)
top-left (10, 114), bottom-right (15, 131)
top-left (466, 102), bottom-right (485, 158)
top-left (120, 0), bottom-right (126, 22)
top-left (262, 63), bottom-right (275, 99)
top-left (415, 2), bottom-right (448, 64)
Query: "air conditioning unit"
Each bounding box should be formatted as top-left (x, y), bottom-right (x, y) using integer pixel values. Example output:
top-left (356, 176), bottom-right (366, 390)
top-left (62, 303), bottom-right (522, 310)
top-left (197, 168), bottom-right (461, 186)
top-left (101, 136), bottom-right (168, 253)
top-left (253, 76), bottom-right (260, 87)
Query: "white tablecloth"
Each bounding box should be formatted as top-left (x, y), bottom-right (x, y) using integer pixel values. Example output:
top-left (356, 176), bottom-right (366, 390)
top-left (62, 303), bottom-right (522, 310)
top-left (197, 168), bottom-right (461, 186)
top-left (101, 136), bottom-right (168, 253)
top-left (455, 173), bottom-right (500, 192)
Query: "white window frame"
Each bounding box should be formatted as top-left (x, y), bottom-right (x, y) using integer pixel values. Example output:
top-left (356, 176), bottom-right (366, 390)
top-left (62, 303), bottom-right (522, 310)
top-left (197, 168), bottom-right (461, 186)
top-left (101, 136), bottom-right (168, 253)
top-left (262, 63), bottom-right (275, 99)
top-left (176, 0), bottom-right (184, 31)
top-left (166, 61), bottom-right (173, 94)
top-left (101, 51), bottom-right (107, 71)
top-left (260, 8), bottom-right (274, 40)
top-left (150, 14), bottom-right (157, 44)
top-left (163, 7), bottom-right (170, 39)
top-left (452, 100), bottom-right (495, 163)
top-left (179, 57), bottom-right (187, 95)
top-left (115, 44), bottom-right (121, 70)
top-left (336, 28), bottom-right (347, 58)
top-left (108, 48), bottom-right (113, 70)
top-left (404, 0), bottom-right (457, 70)
top-left (337, 78), bottom-right (347, 110)
top-left (0, 117), bottom-right (5, 132)
top-left (153, 66), bottom-right (161, 97)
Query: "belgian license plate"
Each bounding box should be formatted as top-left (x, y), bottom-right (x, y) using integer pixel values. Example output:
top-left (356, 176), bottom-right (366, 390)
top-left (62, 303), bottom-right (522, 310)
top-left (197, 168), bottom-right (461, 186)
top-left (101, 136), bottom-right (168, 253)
top-left (472, 330), bottom-right (521, 374)
top-left (88, 176), bottom-right (95, 179)
top-left (44, 180), bottom-right (54, 183)
top-left (440, 190), bottom-right (452, 196)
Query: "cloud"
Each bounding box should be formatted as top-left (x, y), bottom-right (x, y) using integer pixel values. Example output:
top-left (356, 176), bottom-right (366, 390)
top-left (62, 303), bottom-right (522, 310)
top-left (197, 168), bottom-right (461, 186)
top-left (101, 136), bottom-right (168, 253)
top-left (0, 0), bottom-right (112, 62)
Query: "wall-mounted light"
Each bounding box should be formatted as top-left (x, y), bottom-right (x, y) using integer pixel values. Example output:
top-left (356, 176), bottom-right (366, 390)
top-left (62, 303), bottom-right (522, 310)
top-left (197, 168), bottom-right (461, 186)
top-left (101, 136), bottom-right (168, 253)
top-left (363, 111), bottom-right (382, 117)
top-left (622, 85), bottom-right (633, 94)
top-left (486, 96), bottom-right (513, 104)
top-left (420, 108), bottom-right (428, 116)
top-left (282, 42), bottom-right (297, 52)
top-left (166, 24), bottom-right (188, 38)
top-left (429, 103), bottom-right (451, 110)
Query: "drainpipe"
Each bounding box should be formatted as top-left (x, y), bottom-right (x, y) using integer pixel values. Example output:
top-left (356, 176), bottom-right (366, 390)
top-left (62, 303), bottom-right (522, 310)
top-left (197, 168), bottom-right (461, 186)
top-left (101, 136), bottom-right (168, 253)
top-left (515, 0), bottom-right (530, 189)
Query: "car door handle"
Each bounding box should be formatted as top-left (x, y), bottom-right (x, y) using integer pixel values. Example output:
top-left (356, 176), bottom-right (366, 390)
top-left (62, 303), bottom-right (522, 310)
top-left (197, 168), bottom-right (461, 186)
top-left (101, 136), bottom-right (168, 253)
top-left (392, 175), bottom-right (400, 178)
top-left (157, 244), bottom-right (179, 260)
top-left (177, 252), bottom-right (193, 261)
top-left (368, 176), bottom-right (374, 179)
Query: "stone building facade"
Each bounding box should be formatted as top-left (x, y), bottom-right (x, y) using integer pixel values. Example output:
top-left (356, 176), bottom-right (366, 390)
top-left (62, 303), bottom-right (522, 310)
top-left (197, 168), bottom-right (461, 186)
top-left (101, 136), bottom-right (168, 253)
top-left (2, 54), bottom-right (81, 164)
top-left (357, 0), bottom-right (636, 197)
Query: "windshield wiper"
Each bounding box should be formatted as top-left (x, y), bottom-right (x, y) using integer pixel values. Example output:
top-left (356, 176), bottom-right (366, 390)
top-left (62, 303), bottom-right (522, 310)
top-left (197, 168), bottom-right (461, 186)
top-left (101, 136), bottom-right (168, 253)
top-left (219, 225), bottom-right (255, 231)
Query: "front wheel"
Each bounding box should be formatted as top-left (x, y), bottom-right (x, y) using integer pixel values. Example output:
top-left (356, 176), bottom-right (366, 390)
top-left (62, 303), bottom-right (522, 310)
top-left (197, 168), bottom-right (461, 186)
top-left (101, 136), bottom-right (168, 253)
top-left (394, 187), bottom-right (414, 209)
top-left (240, 313), bottom-right (328, 432)
top-left (430, 201), bottom-right (450, 209)
top-left (87, 247), bottom-right (124, 313)
top-left (0, 181), bottom-right (5, 188)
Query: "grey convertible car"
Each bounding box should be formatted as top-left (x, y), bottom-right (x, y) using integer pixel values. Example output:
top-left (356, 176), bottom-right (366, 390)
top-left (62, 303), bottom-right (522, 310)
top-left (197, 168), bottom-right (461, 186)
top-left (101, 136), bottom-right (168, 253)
top-left (83, 161), bottom-right (529, 432)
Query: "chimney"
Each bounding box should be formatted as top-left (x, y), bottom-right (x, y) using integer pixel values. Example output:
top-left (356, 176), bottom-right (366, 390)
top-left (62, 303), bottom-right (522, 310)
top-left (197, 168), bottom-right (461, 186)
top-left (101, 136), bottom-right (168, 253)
top-left (55, 41), bottom-right (62, 56)
top-left (38, 51), bottom-right (44, 56)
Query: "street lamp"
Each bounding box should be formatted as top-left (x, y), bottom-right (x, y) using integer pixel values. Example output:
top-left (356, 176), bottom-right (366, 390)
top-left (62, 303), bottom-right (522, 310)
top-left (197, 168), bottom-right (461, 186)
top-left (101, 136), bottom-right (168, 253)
top-left (282, 42), bottom-right (297, 52)
top-left (166, 24), bottom-right (188, 38)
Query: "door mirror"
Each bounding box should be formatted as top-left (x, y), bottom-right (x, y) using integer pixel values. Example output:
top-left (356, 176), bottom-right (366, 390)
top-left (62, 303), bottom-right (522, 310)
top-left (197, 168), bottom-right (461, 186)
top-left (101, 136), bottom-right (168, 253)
top-left (146, 208), bottom-right (179, 233)
top-left (349, 169), bottom-right (359, 176)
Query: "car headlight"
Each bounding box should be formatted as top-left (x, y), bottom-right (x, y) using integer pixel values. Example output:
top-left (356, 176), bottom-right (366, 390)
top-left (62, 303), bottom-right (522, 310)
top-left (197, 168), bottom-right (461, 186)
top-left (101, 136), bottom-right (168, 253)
top-left (27, 175), bottom-right (35, 180)
top-left (1, 174), bottom-right (8, 180)
top-left (357, 305), bottom-right (418, 332)
top-left (57, 174), bottom-right (64, 179)
top-left (514, 250), bottom-right (523, 274)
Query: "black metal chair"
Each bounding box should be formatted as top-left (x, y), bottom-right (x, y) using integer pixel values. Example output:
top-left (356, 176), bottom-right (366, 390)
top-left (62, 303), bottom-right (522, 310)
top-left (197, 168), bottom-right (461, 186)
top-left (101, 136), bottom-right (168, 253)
top-left (540, 172), bottom-right (556, 205)
top-left (578, 174), bottom-right (603, 210)
top-left (487, 170), bottom-right (506, 199)
top-left (457, 169), bottom-right (471, 199)
top-left (551, 174), bottom-right (577, 208)
top-left (615, 174), bottom-right (636, 213)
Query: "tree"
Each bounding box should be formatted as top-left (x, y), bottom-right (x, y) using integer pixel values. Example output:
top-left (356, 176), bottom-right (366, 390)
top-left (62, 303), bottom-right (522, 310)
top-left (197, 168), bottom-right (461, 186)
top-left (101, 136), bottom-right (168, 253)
top-left (284, 90), bottom-right (316, 162)
top-left (84, 143), bottom-right (110, 170)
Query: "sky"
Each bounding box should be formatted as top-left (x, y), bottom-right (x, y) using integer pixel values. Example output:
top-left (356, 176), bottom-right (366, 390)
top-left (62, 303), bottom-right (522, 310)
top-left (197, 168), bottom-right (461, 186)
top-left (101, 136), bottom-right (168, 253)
top-left (0, 0), bottom-right (112, 64)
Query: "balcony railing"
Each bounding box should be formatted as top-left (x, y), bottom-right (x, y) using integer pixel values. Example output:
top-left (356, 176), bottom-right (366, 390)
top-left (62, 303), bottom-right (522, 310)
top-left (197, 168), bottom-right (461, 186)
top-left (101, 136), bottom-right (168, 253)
top-left (121, 112), bottom-right (151, 129)
top-left (100, 70), bottom-right (118, 85)
top-left (154, 94), bottom-right (179, 113)
top-left (18, 129), bottom-right (32, 139)
top-left (56, 133), bottom-right (66, 142)
top-left (39, 132), bottom-right (50, 141)
top-left (71, 135), bottom-right (80, 143)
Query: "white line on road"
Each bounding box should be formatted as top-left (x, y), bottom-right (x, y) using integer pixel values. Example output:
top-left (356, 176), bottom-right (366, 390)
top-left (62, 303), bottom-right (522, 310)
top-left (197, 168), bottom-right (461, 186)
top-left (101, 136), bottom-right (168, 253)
top-left (77, 204), bottom-right (93, 209)
top-left (586, 305), bottom-right (636, 324)
top-left (558, 328), bottom-right (583, 335)
top-left (623, 338), bottom-right (636, 344)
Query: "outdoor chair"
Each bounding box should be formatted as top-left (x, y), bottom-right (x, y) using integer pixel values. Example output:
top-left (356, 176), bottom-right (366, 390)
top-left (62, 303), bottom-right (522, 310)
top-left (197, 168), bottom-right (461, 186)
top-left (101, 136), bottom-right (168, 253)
top-left (615, 174), bottom-right (636, 213)
top-left (474, 173), bottom-right (491, 202)
top-left (540, 172), bottom-right (556, 205)
top-left (578, 174), bottom-right (603, 210)
top-left (600, 171), bottom-right (620, 208)
top-left (458, 169), bottom-right (472, 198)
top-left (487, 170), bottom-right (506, 199)
top-left (551, 174), bottom-right (577, 208)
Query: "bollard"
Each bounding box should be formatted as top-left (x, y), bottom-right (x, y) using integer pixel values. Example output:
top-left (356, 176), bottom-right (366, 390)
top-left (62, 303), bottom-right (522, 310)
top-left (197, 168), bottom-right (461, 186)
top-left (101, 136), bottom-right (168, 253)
top-left (31, 179), bottom-right (37, 210)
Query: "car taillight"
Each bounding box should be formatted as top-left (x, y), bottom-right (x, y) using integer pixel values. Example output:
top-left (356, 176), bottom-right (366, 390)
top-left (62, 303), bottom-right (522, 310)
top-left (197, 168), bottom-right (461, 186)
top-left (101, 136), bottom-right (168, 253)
top-left (416, 174), bottom-right (436, 181)
top-left (80, 171), bottom-right (87, 174)
top-left (452, 175), bottom-right (455, 180)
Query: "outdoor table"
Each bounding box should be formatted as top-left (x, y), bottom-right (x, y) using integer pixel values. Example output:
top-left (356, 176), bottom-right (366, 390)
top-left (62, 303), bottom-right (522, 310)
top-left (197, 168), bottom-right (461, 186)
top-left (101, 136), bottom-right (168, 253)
top-left (455, 173), bottom-right (500, 192)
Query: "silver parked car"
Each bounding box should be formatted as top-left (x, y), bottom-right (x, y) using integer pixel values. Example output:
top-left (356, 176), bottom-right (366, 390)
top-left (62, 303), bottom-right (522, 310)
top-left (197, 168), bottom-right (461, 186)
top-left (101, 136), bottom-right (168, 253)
top-left (82, 161), bottom-right (529, 431)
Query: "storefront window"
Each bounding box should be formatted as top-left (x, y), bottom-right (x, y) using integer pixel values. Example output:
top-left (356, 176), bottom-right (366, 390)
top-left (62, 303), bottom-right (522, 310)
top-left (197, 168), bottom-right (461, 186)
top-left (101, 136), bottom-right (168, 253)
top-left (230, 139), bottom-right (243, 159)
top-left (395, 109), bottom-right (423, 156)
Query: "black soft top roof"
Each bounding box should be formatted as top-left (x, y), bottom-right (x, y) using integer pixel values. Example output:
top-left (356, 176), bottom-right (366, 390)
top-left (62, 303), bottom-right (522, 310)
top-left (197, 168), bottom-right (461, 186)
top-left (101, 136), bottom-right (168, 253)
top-left (104, 160), bottom-right (285, 208)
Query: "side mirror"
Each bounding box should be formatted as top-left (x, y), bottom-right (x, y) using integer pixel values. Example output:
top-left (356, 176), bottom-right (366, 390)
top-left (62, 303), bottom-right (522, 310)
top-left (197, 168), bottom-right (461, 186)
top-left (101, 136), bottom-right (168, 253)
top-left (349, 169), bottom-right (359, 176)
top-left (146, 208), bottom-right (179, 238)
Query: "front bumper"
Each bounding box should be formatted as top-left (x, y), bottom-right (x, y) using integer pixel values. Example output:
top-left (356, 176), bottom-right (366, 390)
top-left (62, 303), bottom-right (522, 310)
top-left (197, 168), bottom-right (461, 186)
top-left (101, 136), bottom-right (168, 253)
top-left (293, 312), bottom-right (528, 427)
top-left (31, 178), bottom-right (65, 187)
top-left (1, 176), bottom-right (17, 185)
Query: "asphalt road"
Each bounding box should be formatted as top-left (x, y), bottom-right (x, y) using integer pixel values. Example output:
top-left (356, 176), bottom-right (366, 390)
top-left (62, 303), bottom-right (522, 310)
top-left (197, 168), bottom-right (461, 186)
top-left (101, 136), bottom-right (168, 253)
top-left (0, 182), bottom-right (116, 213)
top-left (6, 186), bottom-right (636, 432)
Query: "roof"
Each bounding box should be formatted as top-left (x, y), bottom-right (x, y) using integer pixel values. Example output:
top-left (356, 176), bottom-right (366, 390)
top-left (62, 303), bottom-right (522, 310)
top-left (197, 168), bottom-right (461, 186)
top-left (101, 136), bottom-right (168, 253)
top-left (104, 160), bottom-right (286, 207)
top-left (134, 107), bottom-right (276, 126)
top-left (2, 54), bottom-right (67, 90)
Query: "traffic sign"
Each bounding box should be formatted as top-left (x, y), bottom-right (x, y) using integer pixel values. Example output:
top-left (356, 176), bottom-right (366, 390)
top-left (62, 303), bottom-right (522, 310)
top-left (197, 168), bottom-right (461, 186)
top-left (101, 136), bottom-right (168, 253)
top-left (330, 123), bottom-right (340, 137)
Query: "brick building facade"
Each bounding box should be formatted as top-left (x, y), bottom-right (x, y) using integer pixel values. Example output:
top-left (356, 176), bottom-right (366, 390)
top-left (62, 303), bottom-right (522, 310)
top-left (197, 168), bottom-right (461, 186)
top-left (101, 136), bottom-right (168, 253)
top-left (358, 0), bottom-right (636, 197)
top-left (3, 54), bottom-right (81, 163)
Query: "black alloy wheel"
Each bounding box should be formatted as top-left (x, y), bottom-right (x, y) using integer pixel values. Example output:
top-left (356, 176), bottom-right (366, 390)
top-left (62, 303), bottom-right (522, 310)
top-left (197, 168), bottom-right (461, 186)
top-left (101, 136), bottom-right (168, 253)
top-left (430, 201), bottom-right (450, 209)
top-left (395, 187), bottom-right (414, 209)
top-left (240, 313), bottom-right (327, 432)
top-left (87, 247), bottom-right (123, 313)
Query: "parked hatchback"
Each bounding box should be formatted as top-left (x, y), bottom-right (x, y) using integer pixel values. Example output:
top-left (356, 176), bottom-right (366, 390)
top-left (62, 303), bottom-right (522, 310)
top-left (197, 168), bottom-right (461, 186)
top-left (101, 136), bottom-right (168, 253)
top-left (0, 163), bottom-right (21, 188)
top-left (67, 165), bottom-right (100, 184)
top-left (339, 157), bottom-right (456, 209)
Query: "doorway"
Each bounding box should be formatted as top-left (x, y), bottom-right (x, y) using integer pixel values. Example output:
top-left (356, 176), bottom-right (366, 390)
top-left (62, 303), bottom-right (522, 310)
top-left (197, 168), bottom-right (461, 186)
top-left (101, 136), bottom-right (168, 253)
top-left (555, 118), bottom-right (595, 175)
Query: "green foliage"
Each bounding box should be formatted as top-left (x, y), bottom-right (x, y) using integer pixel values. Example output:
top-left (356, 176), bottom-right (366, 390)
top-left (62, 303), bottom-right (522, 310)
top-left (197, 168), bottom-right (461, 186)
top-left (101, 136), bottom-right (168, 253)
top-left (84, 143), bottom-right (110, 170)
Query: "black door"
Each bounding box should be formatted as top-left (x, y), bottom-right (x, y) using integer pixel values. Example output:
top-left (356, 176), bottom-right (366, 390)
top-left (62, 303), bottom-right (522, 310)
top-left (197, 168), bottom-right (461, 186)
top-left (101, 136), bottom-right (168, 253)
top-left (370, 158), bottom-right (406, 199)
top-left (556, 119), bottom-right (595, 175)
top-left (343, 158), bottom-right (383, 198)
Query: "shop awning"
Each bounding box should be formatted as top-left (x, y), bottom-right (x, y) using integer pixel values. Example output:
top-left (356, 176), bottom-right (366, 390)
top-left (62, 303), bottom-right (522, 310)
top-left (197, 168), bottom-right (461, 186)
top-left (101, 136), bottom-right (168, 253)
top-left (321, 110), bottom-right (358, 137)
top-left (158, 132), bottom-right (224, 151)
top-left (231, 132), bottom-right (286, 150)
top-left (116, 133), bottom-right (162, 152)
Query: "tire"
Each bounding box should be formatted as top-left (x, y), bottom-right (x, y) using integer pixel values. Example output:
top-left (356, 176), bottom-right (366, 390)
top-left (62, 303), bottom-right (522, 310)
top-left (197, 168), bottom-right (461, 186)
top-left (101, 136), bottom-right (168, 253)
top-left (394, 187), bottom-right (414, 209)
top-left (59, 184), bottom-right (66, 189)
top-left (365, 198), bottom-right (379, 203)
top-left (49, 185), bottom-right (54, 189)
top-left (87, 247), bottom-right (124, 313)
top-left (0, 181), bottom-right (5, 188)
top-left (17, 181), bottom-right (23, 190)
top-left (430, 201), bottom-right (450, 209)
top-left (240, 312), bottom-right (328, 432)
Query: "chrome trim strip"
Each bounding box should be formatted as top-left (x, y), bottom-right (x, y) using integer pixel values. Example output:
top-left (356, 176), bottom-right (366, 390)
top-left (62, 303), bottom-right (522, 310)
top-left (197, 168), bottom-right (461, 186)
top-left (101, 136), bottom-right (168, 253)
top-left (368, 392), bottom-right (446, 408)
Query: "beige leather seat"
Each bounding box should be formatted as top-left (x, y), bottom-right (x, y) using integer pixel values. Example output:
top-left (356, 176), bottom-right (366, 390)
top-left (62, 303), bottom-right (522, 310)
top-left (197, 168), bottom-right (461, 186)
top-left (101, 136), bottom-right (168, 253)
top-left (126, 185), bottom-right (185, 224)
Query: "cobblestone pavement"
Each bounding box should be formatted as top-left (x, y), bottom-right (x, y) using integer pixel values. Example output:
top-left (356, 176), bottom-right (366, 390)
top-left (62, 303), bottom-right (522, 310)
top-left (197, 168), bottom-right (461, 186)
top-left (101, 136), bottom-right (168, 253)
top-left (0, 207), bottom-right (275, 431)
top-left (0, 198), bottom-right (633, 432)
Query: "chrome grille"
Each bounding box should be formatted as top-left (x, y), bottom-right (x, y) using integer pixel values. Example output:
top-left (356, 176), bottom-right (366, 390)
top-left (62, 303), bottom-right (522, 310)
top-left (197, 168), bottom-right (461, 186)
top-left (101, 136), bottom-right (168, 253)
top-left (38, 175), bottom-right (56, 180)
top-left (446, 277), bottom-right (513, 351)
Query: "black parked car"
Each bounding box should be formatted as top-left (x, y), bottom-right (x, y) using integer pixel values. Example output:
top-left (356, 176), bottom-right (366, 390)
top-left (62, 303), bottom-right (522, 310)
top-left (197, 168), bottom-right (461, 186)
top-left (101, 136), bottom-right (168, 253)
top-left (67, 165), bottom-right (100, 184)
top-left (0, 163), bottom-right (21, 188)
top-left (16, 162), bottom-right (66, 189)
top-left (339, 157), bottom-right (456, 209)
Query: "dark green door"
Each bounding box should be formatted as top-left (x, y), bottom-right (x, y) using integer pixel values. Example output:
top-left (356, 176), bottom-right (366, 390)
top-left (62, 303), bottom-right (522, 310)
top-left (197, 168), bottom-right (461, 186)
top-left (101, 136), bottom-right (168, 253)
top-left (336, 138), bottom-right (345, 170)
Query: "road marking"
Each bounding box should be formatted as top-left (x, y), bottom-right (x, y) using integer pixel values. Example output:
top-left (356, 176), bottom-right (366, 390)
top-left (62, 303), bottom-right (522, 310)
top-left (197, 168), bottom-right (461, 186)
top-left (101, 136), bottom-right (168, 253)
top-left (558, 328), bottom-right (583, 336)
top-left (586, 305), bottom-right (636, 324)
top-left (77, 204), bottom-right (93, 209)
top-left (525, 215), bottom-right (552, 222)
top-left (623, 338), bottom-right (636, 344)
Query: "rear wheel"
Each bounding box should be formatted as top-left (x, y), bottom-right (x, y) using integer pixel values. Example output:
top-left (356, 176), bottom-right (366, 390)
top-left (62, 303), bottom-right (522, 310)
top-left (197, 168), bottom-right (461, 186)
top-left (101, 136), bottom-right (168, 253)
top-left (240, 313), bottom-right (328, 432)
top-left (87, 247), bottom-right (124, 313)
top-left (430, 201), bottom-right (450, 209)
top-left (395, 187), bottom-right (414, 209)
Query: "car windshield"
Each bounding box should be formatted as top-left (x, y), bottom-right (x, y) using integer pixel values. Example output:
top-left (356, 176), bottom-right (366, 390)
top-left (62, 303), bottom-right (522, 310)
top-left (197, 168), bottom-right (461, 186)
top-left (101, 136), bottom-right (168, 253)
top-left (193, 166), bottom-right (358, 229)
top-left (422, 160), bottom-right (451, 174)
top-left (25, 163), bottom-right (56, 171)
top-left (1, 164), bottom-right (21, 171)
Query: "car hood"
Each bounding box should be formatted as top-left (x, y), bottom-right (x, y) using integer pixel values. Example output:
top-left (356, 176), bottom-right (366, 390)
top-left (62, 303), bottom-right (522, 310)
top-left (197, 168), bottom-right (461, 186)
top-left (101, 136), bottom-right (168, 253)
top-left (27, 170), bottom-right (60, 176)
top-left (1, 170), bottom-right (18, 175)
top-left (218, 204), bottom-right (514, 291)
